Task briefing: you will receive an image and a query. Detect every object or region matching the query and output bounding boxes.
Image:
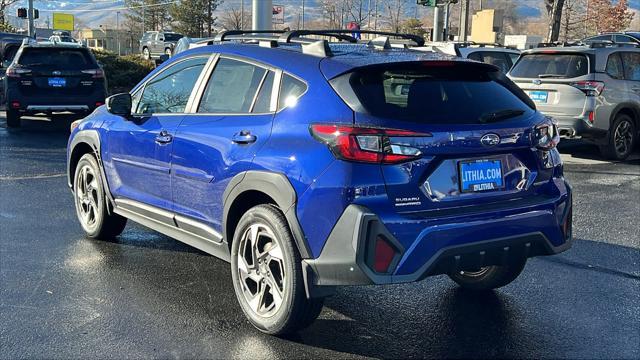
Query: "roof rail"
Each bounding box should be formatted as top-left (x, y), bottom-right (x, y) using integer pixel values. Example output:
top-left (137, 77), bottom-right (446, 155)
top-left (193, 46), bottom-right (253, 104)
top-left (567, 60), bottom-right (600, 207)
top-left (279, 29), bottom-right (425, 46)
top-left (589, 40), bottom-right (639, 48)
top-left (536, 41), bottom-right (585, 48)
top-left (213, 30), bottom-right (358, 45)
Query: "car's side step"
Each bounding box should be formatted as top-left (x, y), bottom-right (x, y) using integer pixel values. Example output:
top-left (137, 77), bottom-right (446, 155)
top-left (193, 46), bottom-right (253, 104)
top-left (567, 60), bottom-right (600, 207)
top-left (113, 198), bottom-right (230, 262)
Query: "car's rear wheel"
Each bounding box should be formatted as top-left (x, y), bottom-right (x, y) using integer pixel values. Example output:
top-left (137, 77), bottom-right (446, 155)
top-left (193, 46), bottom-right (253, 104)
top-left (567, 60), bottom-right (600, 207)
top-left (448, 258), bottom-right (527, 290)
top-left (600, 114), bottom-right (636, 160)
top-left (142, 47), bottom-right (150, 60)
top-left (6, 109), bottom-right (20, 128)
top-left (74, 154), bottom-right (127, 239)
top-left (231, 204), bottom-right (324, 335)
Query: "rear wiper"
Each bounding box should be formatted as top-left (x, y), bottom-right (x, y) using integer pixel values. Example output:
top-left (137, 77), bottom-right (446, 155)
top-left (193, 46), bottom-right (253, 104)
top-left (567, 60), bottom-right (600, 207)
top-left (538, 74), bottom-right (565, 78)
top-left (479, 109), bottom-right (526, 123)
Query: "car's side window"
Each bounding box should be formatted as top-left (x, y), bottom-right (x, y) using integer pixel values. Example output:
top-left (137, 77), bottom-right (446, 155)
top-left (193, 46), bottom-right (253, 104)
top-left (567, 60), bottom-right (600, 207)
top-left (614, 35), bottom-right (633, 43)
top-left (620, 52), bottom-right (640, 81)
top-left (136, 56), bottom-right (208, 114)
top-left (277, 74), bottom-right (307, 111)
top-left (198, 57), bottom-right (267, 113)
top-left (606, 53), bottom-right (624, 79)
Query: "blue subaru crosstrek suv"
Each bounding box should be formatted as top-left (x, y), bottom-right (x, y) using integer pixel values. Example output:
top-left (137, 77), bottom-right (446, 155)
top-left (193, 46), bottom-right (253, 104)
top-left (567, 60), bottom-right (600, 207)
top-left (67, 30), bottom-right (572, 335)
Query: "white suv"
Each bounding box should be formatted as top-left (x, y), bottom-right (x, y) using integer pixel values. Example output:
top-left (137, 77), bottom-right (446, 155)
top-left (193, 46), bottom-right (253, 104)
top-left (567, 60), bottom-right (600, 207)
top-left (508, 44), bottom-right (640, 160)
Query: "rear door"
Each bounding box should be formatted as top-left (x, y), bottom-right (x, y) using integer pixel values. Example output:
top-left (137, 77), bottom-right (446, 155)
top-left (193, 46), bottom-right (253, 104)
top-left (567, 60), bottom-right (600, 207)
top-left (170, 55), bottom-right (278, 231)
top-left (102, 55), bottom-right (209, 211)
top-left (509, 52), bottom-right (592, 118)
top-left (332, 61), bottom-right (547, 214)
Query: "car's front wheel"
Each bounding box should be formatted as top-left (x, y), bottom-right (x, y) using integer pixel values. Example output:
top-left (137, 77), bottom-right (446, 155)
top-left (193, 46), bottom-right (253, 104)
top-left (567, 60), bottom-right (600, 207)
top-left (231, 204), bottom-right (323, 335)
top-left (448, 258), bottom-right (527, 291)
top-left (600, 113), bottom-right (636, 160)
top-left (74, 154), bottom-right (127, 239)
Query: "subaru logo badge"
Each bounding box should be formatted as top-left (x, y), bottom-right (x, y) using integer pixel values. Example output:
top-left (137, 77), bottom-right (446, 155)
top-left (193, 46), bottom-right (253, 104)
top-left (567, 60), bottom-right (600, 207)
top-left (533, 79), bottom-right (542, 85)
top-left (52, 71), bottom-right (61, 75)
top-left (481, 133), bottom-right (501, 147)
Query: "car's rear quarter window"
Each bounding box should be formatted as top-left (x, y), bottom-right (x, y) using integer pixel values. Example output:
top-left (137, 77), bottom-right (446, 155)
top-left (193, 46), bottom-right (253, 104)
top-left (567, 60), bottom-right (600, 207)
top-left (510, 53), bottom-right (589, 78)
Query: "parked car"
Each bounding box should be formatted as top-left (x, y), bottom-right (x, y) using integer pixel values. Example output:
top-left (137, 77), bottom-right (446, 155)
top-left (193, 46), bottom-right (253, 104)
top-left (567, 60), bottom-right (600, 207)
top-left (508, 43), bottom-right (640, 160)
top-left (3, 40), bottom-right (107, 127)
top-left (139, 31), bottom-right (184, 60)
top-left (172, 36), bottom-right (208, 56)
top-left (583, 32), bottom-right (640, 45)
top-left (0, 32), bottom-right (28, 105)
top-left (67, 30), bottom-right (572, 335)
top-left (49, 30), bottom-right (77, 43)
top-left (414, 41), bottom-right (521, 73)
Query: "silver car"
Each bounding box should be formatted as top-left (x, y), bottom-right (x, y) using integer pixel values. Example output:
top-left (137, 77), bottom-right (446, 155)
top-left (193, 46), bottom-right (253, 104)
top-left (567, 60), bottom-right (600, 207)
top-left (414, 42), bottom-right (521, 73)
top-left (509, 44), bottom-right (640, 160)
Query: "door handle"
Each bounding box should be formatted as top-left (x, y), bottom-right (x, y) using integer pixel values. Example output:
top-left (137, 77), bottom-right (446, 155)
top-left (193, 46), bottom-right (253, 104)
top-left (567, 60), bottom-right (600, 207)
top-left (232, 130), bottom-right (257, 144)
top-left (155, 130), bottom-right (173, 144)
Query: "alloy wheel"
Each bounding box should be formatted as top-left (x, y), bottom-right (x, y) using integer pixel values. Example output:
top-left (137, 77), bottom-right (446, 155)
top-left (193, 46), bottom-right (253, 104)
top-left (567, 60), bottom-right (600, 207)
top-left (614, 119), bottom-right (633, 157)
top-left (76, 165), bottom-right (100, 230)
top-left (237, 223), bottom-right (286, 318)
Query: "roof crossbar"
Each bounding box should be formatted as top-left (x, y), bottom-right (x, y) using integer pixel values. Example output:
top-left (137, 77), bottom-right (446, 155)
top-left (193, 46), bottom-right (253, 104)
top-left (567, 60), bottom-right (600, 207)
top-left (279, 29), bottom-right (425, 46)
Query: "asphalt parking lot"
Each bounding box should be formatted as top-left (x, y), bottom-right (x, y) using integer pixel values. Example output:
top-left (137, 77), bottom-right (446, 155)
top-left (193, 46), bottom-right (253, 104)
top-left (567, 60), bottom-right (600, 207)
top-left (1, 115), bottom-right (639, 359)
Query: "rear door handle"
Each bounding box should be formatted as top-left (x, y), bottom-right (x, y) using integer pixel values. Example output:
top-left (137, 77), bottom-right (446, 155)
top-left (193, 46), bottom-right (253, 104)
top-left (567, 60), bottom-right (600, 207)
top-left (232, 130), bottom-right (257, 144)
top-left (155, 130), bottom-right (173, 144)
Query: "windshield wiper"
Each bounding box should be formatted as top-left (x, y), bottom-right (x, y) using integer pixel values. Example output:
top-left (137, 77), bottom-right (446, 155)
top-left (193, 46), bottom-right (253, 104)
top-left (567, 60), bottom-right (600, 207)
top-left (538, 73), bottom-right (565, 78)
top-left (479, 109), bottom-right (526, 123)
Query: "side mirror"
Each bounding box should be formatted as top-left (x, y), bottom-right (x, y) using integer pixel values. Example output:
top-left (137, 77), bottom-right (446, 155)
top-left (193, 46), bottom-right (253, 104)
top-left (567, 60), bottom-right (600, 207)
top-left (106, 93), bottom-right (132, 118)
top-left (155, 54), bottom-right (169, 67)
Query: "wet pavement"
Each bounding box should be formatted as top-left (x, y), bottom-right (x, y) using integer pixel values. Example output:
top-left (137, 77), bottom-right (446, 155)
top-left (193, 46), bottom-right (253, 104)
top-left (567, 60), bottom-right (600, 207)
top-left (1, 116), bottom-right (639, 359)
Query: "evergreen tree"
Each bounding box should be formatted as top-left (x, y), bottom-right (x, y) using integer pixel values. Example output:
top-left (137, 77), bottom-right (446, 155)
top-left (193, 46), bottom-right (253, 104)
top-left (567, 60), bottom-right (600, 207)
top-left (123, 0), bottom-right (172, 36)
top-left (170, 0), bottom-right (221, 37)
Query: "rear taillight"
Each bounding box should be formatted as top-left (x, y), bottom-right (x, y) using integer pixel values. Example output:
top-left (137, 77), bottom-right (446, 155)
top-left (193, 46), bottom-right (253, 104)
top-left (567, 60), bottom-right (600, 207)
top-left (310, 124), bottom-right (428, 164)
top-left (81, 68), bottom-right (105, 79)
top-left (534, 120), bottom-right (560, 151)
top-left (10, 101), bottom-right (20, 109)
top-left (6, 67), bottom-right (31, 78)
top-left (570, 81), bottom-right (604, 97)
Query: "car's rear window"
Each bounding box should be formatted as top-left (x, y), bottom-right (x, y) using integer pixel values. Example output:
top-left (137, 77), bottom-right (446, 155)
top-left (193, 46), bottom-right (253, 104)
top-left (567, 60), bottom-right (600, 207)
top-left (164, 33), bottom-right (183, 41)
top-left (510, 53), bottom-right (589, 78)
top-left (333, 62), bottom-right (534, 125)
top-left (18, 48), bottom-right (95, 69)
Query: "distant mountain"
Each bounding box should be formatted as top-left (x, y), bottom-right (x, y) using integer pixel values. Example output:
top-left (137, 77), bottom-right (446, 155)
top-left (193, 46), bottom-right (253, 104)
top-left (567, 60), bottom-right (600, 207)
top-left (5, 0), bottom-right (639, 31)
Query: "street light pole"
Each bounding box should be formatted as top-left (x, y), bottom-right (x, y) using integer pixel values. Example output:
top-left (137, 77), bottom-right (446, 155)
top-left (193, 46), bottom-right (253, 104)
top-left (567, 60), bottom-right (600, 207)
top-left (252, 0), bottom-right (272, 30)
top-left (27, 0), bottom-right (34, 38)
top-left (302, 0), bottom-right (305, 30)
top-left (117, 11), bottom-right (121, 56)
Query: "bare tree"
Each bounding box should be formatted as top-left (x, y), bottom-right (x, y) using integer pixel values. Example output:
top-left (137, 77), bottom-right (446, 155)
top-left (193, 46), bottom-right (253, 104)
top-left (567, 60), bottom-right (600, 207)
top-left (346, 0), bottom-right (370, 26)
top-left (0, 0), bottom-right (19, 31)
top-left (219, 7), bottom-right (251, 31)
top-left (384, 0), bottom-right (405, 33)
top-left (319, 0), bottom-right (349, 29)
top-left (545, 0), bottom-right (566, 42)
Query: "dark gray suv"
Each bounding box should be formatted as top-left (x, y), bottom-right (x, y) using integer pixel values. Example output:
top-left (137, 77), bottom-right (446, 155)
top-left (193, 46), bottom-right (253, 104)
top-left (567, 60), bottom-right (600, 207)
top-left (509, 44), bottom-right (640, 160)
top-left (139, 31), bottom-right (184, 60)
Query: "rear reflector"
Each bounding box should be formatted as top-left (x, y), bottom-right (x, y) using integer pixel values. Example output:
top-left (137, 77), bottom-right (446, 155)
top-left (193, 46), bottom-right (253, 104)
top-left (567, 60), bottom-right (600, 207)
top-left (373, 236), bottom-right (396, 273)
top-left (10, 101), bottom-right (20, 109)
top-left (310, 124), bottom-right (429, 164)
top-left (588, 111), bottom-right (595, 124)
top-left (95, 102), bottom-right (104, 107)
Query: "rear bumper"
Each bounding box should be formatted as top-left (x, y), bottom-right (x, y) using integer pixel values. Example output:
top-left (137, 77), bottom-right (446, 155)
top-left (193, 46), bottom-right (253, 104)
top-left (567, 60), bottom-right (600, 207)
top-left (303, 183), bottom-right (572, 290)
top-left (553, 115), bottom-right (607, 140)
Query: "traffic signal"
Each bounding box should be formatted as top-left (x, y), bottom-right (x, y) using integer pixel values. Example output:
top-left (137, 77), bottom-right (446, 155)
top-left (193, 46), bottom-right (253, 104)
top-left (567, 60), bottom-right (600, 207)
top-left (17, 8), bottom-right (27, 18)
top-left (33, 9), bottom-right (39, 19)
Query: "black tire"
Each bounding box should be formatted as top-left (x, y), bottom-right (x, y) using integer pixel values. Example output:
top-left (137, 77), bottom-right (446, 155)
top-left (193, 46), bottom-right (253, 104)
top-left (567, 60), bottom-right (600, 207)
top-left (231, 204), bottom-right (324, 335)
top-left (6, 109), bottom-right (20, 128)
top-left (73, 154), bottom-right (127, 239)
top-left (600, 113), bottom-right (636, 160)
top-left (448, 258), bottom-right (527, 291)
